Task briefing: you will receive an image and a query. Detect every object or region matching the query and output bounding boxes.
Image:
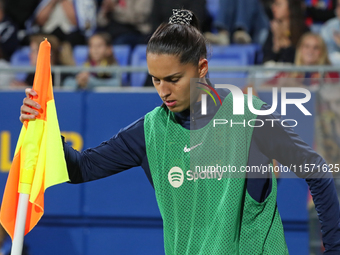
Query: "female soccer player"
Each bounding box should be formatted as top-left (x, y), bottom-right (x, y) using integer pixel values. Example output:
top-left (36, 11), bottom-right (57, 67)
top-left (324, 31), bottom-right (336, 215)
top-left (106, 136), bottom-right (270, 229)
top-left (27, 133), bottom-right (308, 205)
top-left (20, 9), bottom-right (340, 254)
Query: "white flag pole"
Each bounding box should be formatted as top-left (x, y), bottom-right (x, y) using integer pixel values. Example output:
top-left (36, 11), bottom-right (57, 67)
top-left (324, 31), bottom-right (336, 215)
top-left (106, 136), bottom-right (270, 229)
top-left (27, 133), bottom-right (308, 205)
top-left (11, 193), bottom-right (29, 255)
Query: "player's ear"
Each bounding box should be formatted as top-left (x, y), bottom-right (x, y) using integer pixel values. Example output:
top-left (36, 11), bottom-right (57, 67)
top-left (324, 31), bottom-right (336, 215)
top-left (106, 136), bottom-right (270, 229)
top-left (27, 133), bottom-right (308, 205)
top-left (198, 58), bottom-right (208, 78)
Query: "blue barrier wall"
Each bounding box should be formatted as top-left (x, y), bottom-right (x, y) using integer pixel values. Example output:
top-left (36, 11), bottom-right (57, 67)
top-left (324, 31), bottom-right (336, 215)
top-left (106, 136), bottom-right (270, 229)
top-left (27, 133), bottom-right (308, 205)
top-left (0, 91), bottom-right (315, 255)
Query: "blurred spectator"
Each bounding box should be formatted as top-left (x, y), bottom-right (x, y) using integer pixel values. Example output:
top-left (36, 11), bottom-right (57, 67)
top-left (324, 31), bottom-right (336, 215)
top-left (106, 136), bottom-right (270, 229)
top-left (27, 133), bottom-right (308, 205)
top-left (63, 32), bottom-right (120, 89)
top-left (27, 0), bottom-right (97, 46)
top-left (262, 33), bottom-right (339, 88)
top-left (0, 0), bottom-right (19, 61)
top-left (4, 0), bottom-right (40, 30)
top-left (320, 0), bottom-right (340, 65)
top-left (0, 0), bottom-right (18, 89)
top-left (10, 34), bottom-right (71, 88)
top-left (151, 0), bottom-right (211, 33)
top-left (306, 0), bottom-right (336, 25)
top-left (97, 0), bottom-right (153, 47)
top-left (263, 0), bottom-right (308, 64)
top-left (204, 0), bottom-right (269, 45)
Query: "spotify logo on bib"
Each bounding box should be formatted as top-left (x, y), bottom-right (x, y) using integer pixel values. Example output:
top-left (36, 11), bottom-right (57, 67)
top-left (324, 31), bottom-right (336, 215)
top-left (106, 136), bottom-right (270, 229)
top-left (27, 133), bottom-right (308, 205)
top-left (168, 167), bottom-right (184, 188)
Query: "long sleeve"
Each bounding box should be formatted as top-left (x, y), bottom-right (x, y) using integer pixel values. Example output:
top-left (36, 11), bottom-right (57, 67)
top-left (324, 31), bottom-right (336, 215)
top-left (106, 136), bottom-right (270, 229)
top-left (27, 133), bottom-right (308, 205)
top-left (63, 116), bottom-right (147, 183)
top-left (252, 105), bottom-right (340, 254)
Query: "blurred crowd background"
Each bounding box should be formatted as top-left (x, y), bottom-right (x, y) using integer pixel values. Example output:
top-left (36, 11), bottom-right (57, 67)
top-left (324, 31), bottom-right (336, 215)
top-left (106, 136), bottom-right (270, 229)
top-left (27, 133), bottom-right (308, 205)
top-left (0, 0), bottom-right (340, 89)
top-left (0, 0), bottom-right (340, 254)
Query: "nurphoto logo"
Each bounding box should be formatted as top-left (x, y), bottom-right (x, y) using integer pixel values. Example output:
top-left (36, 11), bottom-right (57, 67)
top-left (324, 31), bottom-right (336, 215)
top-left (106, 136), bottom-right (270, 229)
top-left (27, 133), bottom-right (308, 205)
top-left (197, 82), bottom-right (312, 128)
top-left (200, 83), bottom-right (311, 116)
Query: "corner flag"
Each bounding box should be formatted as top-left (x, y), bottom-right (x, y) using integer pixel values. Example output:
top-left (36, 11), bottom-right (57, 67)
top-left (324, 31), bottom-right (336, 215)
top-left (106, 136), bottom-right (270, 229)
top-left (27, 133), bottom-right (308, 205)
top-left (0, 39), bottom-right (69, 240)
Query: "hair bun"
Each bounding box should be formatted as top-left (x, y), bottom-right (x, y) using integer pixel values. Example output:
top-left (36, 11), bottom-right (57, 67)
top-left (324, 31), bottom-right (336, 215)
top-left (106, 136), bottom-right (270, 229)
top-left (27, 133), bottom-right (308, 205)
top-left (169, 9), bottom-right (193, 25)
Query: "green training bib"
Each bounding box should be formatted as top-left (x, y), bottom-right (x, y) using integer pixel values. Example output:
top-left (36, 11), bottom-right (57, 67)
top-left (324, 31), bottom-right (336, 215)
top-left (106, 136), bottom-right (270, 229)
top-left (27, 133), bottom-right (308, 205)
top-left (144, 93), bottom-right (289, 254)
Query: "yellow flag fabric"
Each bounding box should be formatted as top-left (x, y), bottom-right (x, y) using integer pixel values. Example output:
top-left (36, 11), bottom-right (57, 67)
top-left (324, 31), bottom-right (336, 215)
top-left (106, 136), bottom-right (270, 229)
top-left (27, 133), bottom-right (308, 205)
top-left (0, 39), bottom-right (69, 239)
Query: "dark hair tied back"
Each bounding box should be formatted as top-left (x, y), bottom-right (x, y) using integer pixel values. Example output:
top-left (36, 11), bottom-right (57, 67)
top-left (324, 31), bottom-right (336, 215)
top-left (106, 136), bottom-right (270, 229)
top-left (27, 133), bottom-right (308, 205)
top-left (147, 9), bottom-right (207, 66)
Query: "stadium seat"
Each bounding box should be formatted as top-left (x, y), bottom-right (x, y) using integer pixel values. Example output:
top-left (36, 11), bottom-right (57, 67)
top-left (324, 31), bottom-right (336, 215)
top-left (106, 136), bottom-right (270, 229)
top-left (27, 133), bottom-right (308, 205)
top-left (72, 46), bottom-right (88, 66)
top-left (113, 45), bottom-right (131, 67)
top-left (210, 44), bottom-right (261, 65)
top-left (208, 45), bottom-right (248, 81)
top-left (227, 44), bottom-right (262, 64)
top-left (130, 45), bottom-right (147, 87)
top-left (73, 45), bottom-right (131, 85)
top-left (10, 46), bottom-right (30, 81)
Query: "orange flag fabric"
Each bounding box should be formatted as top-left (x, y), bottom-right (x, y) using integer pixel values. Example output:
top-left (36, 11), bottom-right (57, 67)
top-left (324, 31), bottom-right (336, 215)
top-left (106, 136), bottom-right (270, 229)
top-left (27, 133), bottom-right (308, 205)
top-left (0, 39), bottom-right (69, 239)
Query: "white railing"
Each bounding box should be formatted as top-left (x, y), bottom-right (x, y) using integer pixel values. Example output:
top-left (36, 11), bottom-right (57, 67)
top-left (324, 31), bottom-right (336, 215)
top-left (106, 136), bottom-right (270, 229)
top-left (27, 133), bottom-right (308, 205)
top-left (1, 65), bottom-right (339, 89)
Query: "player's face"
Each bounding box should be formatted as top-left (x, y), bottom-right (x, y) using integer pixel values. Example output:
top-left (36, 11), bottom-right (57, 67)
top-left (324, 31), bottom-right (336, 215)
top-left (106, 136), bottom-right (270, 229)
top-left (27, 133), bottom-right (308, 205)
top-left (147, 53), bottom-right (208, 112)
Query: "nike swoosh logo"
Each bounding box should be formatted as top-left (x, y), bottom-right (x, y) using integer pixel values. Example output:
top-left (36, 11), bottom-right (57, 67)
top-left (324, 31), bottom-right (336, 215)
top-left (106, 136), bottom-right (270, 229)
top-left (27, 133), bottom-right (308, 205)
top-left (184, 142), bottom-right (203, 153)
